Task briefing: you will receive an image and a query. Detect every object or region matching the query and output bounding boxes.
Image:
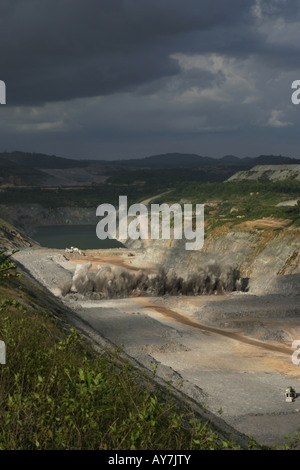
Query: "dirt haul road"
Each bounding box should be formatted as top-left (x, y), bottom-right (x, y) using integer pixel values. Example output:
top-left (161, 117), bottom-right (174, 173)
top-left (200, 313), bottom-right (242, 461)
top-left (13, 247), bottom-right (300, 448)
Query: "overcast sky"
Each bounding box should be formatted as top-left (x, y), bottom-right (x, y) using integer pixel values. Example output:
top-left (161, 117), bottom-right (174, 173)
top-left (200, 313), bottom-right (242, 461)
top-left (0, 0), bottom-right (300, 160)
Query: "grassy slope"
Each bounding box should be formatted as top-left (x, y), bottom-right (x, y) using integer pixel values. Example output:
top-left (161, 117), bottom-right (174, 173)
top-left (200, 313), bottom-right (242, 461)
top-left (152, 178), bottom-right (300, 231)
top-left (0, 259), bottom-right (251, 450)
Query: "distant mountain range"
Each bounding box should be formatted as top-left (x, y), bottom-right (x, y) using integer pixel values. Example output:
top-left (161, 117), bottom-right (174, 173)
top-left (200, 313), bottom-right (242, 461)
top-left (109, 153), bottom-right (300, 168)
top-left (0, 150), bottom-right (299, 169)
top-left (0, 150), bottom-right (299, 187)
top-left (0, 151), bottom-right (88, 169)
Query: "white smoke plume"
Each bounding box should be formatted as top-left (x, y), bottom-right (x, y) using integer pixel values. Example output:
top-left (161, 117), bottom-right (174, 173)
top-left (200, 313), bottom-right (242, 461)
top-left (63, 262), bottom-right (246, 299)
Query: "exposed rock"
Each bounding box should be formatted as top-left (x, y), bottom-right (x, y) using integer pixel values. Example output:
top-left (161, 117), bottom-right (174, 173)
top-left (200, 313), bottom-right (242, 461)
top-left (0, 217), bottom-right (37, 250)
top-left (125, 224), bottom-right (300, 295)
top-left (227, 164), bottom-right (300, 182)
top-left (0, 204), bottom-right (97, 237)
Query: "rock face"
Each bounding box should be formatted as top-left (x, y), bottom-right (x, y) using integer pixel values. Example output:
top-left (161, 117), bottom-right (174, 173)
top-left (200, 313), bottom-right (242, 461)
top-left (0, 204), bottom-right (97, 237)
top-left (125, 221), bottom-right (300, 296)
top-left (0, 217), bottom-right (36, 250)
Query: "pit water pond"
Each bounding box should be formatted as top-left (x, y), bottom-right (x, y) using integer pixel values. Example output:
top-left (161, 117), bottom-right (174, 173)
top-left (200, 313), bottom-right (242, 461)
top-left (33, 225), bottom-right (124, 249)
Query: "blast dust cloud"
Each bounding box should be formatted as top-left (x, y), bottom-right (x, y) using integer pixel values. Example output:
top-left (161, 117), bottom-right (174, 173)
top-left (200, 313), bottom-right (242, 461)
top-left (61, 261), bottom-right (247, 300)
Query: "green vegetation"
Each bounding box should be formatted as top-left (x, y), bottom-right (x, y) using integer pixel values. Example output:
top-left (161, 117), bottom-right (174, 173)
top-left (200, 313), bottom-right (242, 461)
top-left (0, 183), bottom-right (164, 208)
top-left (0, 157), bottom-right (49, 186)
top-left (0, 250), bottom-right (21, 279)
top-left (2, 175), bottom-right (299, 240)
top-left (1, 161), bottom-right (299, 232)
top-left (159, 177), bottom-right (300, 205)
top-left (107, 165), bottom-right (237, 186)
top-left (0, 264), bottom-right (245, 450)
top-left (153, 178), bottom-right (300, 228)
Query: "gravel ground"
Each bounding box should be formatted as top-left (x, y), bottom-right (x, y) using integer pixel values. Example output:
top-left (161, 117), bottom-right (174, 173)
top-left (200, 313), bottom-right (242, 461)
top-left (12, 247), bottom-right (300, 448)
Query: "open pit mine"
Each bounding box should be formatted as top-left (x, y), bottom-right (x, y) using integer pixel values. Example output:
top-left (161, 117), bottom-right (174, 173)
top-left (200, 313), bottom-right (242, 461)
top-left (8, 210), bottom-right (300, 449)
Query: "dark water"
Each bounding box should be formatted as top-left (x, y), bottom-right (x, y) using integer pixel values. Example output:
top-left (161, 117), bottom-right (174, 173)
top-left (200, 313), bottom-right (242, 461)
top-left (34, 225), bottom-right (124, 250)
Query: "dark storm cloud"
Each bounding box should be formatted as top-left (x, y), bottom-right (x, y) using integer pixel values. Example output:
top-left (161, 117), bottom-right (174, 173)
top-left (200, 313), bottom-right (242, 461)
top-left (1, 0), bottom-right (300, 160)
top-left (174, 1), bottom-right (300, 68)
top-left (0, 0), bottom-right (252, 105)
